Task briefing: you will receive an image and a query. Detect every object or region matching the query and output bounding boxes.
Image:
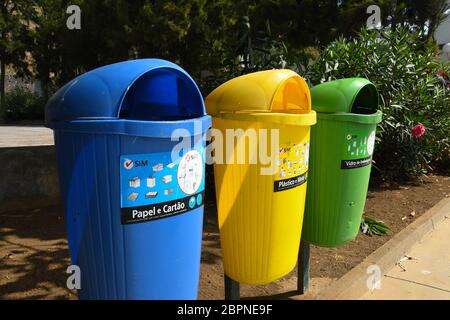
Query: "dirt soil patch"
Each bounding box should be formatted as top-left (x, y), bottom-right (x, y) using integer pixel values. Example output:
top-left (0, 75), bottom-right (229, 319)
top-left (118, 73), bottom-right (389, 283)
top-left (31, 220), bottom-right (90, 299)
top-left (0, 175), bottom-right (449, 300)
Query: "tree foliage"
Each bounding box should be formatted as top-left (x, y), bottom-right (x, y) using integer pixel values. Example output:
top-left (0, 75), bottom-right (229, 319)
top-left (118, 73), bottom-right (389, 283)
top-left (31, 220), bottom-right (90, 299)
top-left (0, 0), bottom-right (36, 111)
top-left (1, 0), bottom-right (449, 106)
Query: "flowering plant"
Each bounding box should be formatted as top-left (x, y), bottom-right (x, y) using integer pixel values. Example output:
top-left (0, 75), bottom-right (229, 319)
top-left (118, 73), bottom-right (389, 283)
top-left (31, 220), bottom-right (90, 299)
top-left (306, 28), bottom-right (450, 180)
top-left (411, 124), bottom-right (426, 138)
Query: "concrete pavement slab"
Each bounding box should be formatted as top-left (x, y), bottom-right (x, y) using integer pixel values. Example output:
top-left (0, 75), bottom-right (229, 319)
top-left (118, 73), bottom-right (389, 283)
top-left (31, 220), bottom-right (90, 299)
top-left (361, 217), bottom-right (450, 299)
top-left (0, 126), bottom-right (54, 148)
top-left (317, 198), bottom-right (450, 300)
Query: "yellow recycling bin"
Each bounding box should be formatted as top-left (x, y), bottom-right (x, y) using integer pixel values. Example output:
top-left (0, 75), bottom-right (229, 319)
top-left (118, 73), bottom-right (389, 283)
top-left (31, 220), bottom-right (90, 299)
top-left (205, 70), bottom-right (316, 284)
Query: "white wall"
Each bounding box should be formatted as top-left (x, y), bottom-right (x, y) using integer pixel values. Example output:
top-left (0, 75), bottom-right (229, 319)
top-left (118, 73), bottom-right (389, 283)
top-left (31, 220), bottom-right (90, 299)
top-left (435, 8), bottom-right (450, 45)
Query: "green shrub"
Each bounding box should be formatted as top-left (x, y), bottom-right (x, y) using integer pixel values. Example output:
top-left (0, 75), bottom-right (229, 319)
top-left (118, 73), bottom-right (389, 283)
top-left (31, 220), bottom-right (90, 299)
top-left (198, 16), bottom-right (290, 96)
top-left (306, 28), bottom-right (450, 180)
top-left (3, 87), bottom-right (47, 121)
top-left (361, 216), bottom-right (390, 236)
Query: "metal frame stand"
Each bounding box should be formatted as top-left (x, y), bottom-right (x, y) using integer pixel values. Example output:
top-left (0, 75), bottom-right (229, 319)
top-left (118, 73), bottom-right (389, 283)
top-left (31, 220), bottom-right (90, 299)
top-left (224, 240), bottom-right (310, 299)
top-left (224, 275), bottom-right (240, 300)
top-left (297, 239), bottom-right (310, 294)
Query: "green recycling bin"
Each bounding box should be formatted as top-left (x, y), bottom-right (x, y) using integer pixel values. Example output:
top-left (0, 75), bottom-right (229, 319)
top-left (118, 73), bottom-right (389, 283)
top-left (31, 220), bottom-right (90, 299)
top-left (303, 78), bottom-right (382, 247)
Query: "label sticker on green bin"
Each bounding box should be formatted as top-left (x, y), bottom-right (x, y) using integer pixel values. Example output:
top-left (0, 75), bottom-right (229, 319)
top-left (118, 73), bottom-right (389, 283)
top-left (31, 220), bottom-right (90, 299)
top-left (119, 148), bottom-right (205, 224)
top-left (340, 130), bottom-right (375, 170)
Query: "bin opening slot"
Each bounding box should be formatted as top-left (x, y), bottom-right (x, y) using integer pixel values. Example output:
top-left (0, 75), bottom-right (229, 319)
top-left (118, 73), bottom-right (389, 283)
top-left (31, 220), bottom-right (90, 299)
top-left (119, 68), bottom-right (204, 121)
top-left (271, 77), bottom-right (311, 113)
top-left (351, 84), bottom-right (379, 114)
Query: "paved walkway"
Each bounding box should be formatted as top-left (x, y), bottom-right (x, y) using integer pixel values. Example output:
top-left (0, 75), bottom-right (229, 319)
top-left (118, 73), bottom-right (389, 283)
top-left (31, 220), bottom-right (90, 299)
top-left (361, 217), bottom-right (450, 300)
top-left (0, 126), bottom-right (54, 148)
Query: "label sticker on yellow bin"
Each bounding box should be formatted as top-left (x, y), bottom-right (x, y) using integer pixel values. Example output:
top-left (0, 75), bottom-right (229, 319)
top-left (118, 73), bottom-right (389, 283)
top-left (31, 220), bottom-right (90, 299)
top-left (274, 141), bottom-right (309, 192)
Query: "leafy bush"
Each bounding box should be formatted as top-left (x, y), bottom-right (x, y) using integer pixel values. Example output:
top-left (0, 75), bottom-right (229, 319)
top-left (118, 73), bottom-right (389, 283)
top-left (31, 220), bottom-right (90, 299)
top-left (361, 216), bottom-right (390, 236)
top-left (3, 87), bottom-right (46, 121)
top-left (198, 16), bottom-right (291, 96)
top-left (307, 28), bottom-right (450, 180)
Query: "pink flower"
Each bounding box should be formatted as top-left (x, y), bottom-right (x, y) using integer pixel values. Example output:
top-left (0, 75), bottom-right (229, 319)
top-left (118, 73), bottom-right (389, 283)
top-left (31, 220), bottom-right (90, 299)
top-left (411, 124), bottom-right (426, 138)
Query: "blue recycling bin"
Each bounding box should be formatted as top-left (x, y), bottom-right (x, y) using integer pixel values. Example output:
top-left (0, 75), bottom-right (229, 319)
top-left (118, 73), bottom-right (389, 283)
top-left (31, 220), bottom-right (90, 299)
top-left (45, 59), bottom-right (211, 299)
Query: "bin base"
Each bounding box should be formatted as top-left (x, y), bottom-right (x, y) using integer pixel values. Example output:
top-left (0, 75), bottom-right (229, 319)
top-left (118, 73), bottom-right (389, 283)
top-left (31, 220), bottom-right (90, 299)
top-left (304, 235), bottom-right (357, 248)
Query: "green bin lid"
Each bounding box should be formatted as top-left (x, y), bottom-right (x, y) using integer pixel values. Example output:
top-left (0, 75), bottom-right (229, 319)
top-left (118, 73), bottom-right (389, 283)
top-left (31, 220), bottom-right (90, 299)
top-left (310, 78), bottom-right (379, 114)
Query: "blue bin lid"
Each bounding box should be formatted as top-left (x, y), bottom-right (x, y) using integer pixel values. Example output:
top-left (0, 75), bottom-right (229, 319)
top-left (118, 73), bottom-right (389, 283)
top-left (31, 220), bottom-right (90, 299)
top-left (45, 59), bottom-right (206, 124)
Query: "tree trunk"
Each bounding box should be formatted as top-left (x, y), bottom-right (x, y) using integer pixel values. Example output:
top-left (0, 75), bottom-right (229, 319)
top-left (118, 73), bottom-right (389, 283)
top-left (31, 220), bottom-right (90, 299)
top-left (0, 59), bottom-right (5, 116)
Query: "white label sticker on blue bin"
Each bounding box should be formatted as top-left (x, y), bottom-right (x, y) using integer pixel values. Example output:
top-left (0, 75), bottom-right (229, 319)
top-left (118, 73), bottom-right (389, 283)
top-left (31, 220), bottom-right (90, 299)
top-left (120, 148), bottom-right (205, 224)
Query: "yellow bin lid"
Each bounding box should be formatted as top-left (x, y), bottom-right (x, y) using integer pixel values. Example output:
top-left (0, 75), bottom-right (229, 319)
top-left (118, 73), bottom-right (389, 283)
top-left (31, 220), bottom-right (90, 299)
top-left (205, 69), bottom-right (316, 126)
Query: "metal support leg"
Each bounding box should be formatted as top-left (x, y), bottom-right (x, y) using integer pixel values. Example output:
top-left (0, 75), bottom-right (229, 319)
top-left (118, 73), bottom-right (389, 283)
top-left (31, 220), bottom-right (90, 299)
top-left (297, 239), bottom-right (310, 295)
top-left (224, 274), bottom-right (240, 300)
